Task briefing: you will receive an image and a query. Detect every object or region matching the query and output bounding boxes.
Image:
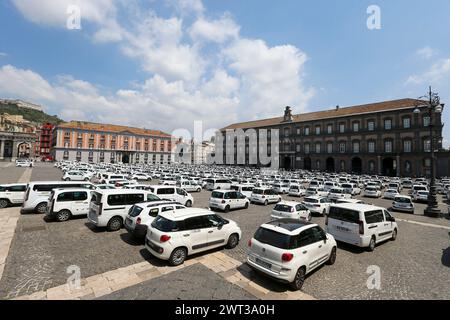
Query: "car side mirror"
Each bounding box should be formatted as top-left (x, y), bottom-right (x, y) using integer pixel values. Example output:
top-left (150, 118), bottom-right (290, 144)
top-left (218, 222), bottom-right (224, 230)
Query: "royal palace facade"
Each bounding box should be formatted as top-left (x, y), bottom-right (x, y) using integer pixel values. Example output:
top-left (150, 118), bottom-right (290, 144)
top-left (52, 121), bottom-right (173, 164)
top-left (221, 98), bottom-right (449, 177)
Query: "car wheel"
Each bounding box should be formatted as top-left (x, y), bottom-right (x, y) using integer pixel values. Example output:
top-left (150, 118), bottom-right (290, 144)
top-left (322, 209), bottom-right (326, 216)
top-left (368, 236), bottom-right (376, 252)
top-left (185, 200), bottom-right (192, 207)
top-left (307, 213), bottom-right (312, 221)
top-left (326, 247), bottom-right (337, 265)
top-left (84, 178), bottom-right (89, 181)
top-left (224, 205), bottom-right (230, 213)
top-left (56, 210), bottom-right (71, 222)
top-left (264, 200), bottom-right (268, 206)
top-left (197, 188), bottom-right (201, 193)
top-left (64, 178), bottom-right (70, 181)
top-left (35, 202), bottom-right (47, 214)
top-left (391, 228), bottom-right (397, 241)
top-left (244, 202), bottom-right (249, 209)
top-left (290, 267), bottom-right (306, 291)
top-left (169, 247), bottom-right (187, 266)
top-left (226, 233), bottom-right (239, 249)
top-left (107, 217), bottom-right (123, 232)
top-left (0, 199), bottom-right (10, 209)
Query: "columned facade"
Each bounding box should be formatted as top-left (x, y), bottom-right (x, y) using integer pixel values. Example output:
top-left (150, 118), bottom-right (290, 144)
top-left (221, 99), bottom-right (447, 177)
top-left (0, 132), bottom-right (36, 161)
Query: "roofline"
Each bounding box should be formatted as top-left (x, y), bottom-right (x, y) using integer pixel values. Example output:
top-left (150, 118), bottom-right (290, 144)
top-left (221, 98), bottom-right (428, 131)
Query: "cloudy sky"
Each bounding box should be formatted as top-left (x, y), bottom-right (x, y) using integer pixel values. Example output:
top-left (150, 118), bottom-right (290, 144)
top-left (1, 0), bottom-right (450, 145)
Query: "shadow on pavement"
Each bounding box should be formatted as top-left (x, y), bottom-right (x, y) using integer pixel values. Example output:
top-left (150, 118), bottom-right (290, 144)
top-left (120, 233), bottom-right (144, 246)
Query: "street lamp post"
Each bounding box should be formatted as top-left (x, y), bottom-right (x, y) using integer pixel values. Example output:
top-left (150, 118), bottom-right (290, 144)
top-left (414, 86), bottom-right (444, 218)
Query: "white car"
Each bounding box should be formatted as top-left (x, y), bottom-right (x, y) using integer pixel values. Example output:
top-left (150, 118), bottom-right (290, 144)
top-left (327, 188), bottom-right (352, 202)
top-left (383, 189), bottom-right (400, 200)
top-left (177, 180), bottom-right (202, 193)
top-left (124, 201), bottom-right (186, 239)
top-left (326, 203), bottom-right (398, 251)
top-left (0, 183), bottom-right (27, 208)
top-left (63, 171), bottom-right (91, 181)
top-left (209, 190), bottom-right (250, 212)
top-left (364, 187), bottom-right (381, 198)
top-left (130, 173), bottom-right (152, 181)
top-left (247, 220), bottom-right (337, 290)
top-left (288, 185), bottom-right (306, 197)
top-left (271, 202), bottom-right (311, 221)
top-left (145, 208), bottom-right (242, 266)
top-left (46, 188), bottom-right (91, 222)
top-left (392, 195), bottom-right (414, 213)
top-left (147, 186), bottom-right (194, 207)
top-left (413, 191), bottom-right (429, 203)
top-left (273, 183), bottom-right (290, 194)
top-left (16, 159), bottom-right (33, 167)
top-left (302, 196), bottom-right (331, 215)
top-left (231, 184), bottom-right (254, 198)
top-left (250, 188), bottom-right (281, 206)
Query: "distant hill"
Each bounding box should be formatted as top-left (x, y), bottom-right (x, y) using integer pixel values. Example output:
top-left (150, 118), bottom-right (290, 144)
top-left (0, 100), bottom-right (63, 125)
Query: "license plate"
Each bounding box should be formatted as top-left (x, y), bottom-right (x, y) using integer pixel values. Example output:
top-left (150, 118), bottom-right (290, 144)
top-left (126, 218), bottom-right (133, 226)
top-left (336, 226), bottom-right (351, 232)
top-left (256, 258), bottom-right (271, 269)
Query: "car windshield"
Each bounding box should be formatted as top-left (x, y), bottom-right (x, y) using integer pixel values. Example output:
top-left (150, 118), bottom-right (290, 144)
top-left (303, 198), bottom-right (318, 204)
top-left (151, 216), bottom-right (182, 232)
top-left (274, 204), bottom-right (292, 212)
top-left (254, 227), bottom-right (293, 250)
top-left (253, 189), bottom-right (263, 195)
top-left (395, 197), bottom-right (411, 203)
top-left (128, 205), bottom-right (143, 217)
top-left (211, 192), bottom-right (224, 199)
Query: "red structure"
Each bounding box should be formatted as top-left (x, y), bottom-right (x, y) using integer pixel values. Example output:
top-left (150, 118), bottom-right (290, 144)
top-left (36, 123), bottom-right (54, 161)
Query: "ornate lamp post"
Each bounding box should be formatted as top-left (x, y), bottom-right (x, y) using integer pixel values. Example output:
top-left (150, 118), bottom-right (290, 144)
top-left (413, 87), bottom-right (444, 218)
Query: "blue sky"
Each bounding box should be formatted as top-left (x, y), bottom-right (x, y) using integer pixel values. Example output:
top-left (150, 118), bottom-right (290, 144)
top-left (1, 0), bottom-right (450, 145)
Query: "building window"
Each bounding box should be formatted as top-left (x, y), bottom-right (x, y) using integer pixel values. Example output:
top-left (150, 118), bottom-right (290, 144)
top-left (327, 124), bottom-right (333, 134)
top-left (368, 141), bottom-right (376, 153)
top-left (88, 151), bottom-right (94, 163)
top-left (339, 142), bottom-right (346, 153)
top-left (315, 142), bottom-right (321, 154)
top-left (296, 144), bottom-right (301, 152)
top-left (384, 140), bottom-right (393, 153)
top-left (384, 119), bottom-right (392, 130)
top-left (284, 127), bottom-right (290, 137)
top-left (111, 143), bottom-right (116, 150)
top-left (63, 150), bottom-right (69, 160)
top-left (353, 122), bottom-right (359, 132)
top-left (89, 143), bottom-right (94, 149)
top-left (424, 158), bottom-right (431, 167)
top-left (76, 151), bottom-right (82, 161)
top-left (77, 142), bottom-right (82, 149)
top-left (368, 120), bottom-right (375, 131)
top-left (403, 117), bottom-right (411, 129)
top-left (403, 140), bottom-right (412, 153)
top-left (304, 127), bottom-right (310, 136)
top-left (296, 128), bottom-right (301, 135)
top-left (315, 126), bottom-right (321, 135)
top-left (327, 142), bottom-right (333, 154)
top-left (423, 115), bottom-right (431, 127)
top-left (64, 131), bottom-right (70, 137)
top-left (339, 123), bottom-right (345, 133)
top-left (110, 152), bottom-right (115, 160)
top-left (99, 152), bottom-right (104, 162)
top-left (423, 139), bottom-right (431, 152)
top-left (353, 141), bottom-right (360, 153)
top-left (77, 133), bottom-right (83, 139)
top-left (304, 143), bottom-right (310, 154)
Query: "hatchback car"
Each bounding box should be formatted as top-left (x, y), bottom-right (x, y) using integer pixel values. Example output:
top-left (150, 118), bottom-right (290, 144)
top-left (392, 195), bottom-right (414, 213)
top-left (383, 188), bottom-right (400, 200)
top-left (413, 191), bottom-right (429, 203)
top-left (364, 186), bottom-right (381, 198)
top-left (288, 184), bottom-right (306, 197)
top-left (209, 190), bottom-right (250, 212)
top-left (250, 188), bottom-right (281, 206)
top-left (145, 208), bottom-right (242, 266)
top-left (247, 219), bottom-right (337, 290)
top-left (302, 196), bottom-right (331, 215)
top-left (271, 202), bottom-right (311, 221)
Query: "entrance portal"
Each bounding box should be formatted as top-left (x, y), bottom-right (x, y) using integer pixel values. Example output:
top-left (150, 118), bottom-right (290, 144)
top-left (351, 157), bottom-right (362, 174)
top-left (326, 157), bottom-right (335, 172)
top-left (304, 157), bottom-right (311, 170)
top-left (382, 157), bottom-right (397, 176)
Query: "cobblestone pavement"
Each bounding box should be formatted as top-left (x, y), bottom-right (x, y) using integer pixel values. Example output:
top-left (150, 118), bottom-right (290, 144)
top-left (99, 264), bottom-right (256, 300)
top-left (0, 165), bottom-right (449, 300)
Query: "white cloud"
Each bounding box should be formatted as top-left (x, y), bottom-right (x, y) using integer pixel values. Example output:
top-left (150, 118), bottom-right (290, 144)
top-left (224, 39), bottom-right (314, 119)
top-left (406, 58), bottom-right (450, 85)
top-left (166, 0), bottom-right (204, 16)
top-left (189, 14), bottom-right (240, 43)
top-left (12, 0), bottom-right (117, 27)
top-left (0, 52), bottom-right (7, 57)
top-left (416, 46), bottom-right (438, 60)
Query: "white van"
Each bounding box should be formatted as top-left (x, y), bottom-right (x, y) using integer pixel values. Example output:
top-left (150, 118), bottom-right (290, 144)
top-left (177, 180), bottom-right (202, 193)
top-left (230, 184), bottom-right (254, 198)
top-left (22, 181), bottom-right (94, 214)
top-left (0, 184), bottom-right (27, 208)
top-left (46, 188), bottom-right (91, 222)
top-left (101, 173), bottom-right (127, 184)
top-left (205, 178), bottom-right (232, 191)
top-left (88, 189), bottom-right (161, 231)
top-left (326, 203), bottom-right (398, 251)
top-left (147, 185), bottom-right (194, 207)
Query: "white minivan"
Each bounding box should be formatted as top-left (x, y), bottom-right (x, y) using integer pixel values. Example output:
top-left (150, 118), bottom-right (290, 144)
top-left (326, 203), bottom-right (398, 251)
top-left (147, 186), bottom-right (194, 207)
top-left (205, 178), bottom-right (232, 191)
top-left (88, 189), bottom-right (161, 231)
top-left (46, 188), bottom-right (91, 222)
top-left (0, 184), bottom-right (27, 208)
top-left (22, 181), bottom-right (95, 214)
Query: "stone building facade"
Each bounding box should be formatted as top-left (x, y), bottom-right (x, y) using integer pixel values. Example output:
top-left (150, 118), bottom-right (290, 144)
top-left (221, 98), bottom-right (446, 177)
top-left (52, 121), bottom-right (173, 164)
